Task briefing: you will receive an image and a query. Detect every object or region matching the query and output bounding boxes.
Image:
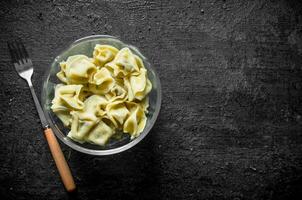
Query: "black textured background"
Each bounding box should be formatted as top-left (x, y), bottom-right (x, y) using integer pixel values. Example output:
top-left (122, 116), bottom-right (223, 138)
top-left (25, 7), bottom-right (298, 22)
top-left (1, 0), bottom-right (302, 199)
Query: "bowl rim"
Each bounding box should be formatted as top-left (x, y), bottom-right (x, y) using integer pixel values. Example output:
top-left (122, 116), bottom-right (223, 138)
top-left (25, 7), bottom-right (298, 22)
top-left (41, 34), bottom-right (162, 155)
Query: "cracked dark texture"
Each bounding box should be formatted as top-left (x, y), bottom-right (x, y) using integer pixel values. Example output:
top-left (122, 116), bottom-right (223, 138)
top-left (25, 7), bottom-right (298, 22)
top-left (1, 0), bottom-right (302, 200)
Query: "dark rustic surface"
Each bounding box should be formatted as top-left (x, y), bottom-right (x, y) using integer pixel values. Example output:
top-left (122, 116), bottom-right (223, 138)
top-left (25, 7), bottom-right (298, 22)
top-left (1, 0), bottom-right (302, 199)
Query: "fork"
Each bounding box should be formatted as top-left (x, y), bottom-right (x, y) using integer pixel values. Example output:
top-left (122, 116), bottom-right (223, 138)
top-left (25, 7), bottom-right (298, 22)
top-left (8, 39), bottom-right (76, 192)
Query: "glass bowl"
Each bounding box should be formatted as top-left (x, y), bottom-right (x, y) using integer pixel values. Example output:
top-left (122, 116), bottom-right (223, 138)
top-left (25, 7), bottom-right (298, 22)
top-left (41, 35), bottom-right (161, 155)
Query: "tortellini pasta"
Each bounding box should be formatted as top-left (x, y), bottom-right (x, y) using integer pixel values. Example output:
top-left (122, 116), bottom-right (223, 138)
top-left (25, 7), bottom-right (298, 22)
top-left (51, 45), bottom-right (152, 146)
top-left (57, 55), bottom-right (96, 84)
top-left (93, 45), bottom-right (119, 67)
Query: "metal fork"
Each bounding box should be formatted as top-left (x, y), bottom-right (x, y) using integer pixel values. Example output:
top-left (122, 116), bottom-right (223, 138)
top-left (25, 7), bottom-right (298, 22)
top-left (8, 40), bottom-right (76, 192)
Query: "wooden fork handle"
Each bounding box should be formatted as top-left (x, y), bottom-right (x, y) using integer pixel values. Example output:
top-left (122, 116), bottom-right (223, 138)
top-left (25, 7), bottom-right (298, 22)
top-left (44, 128), bottom-right (76, 192)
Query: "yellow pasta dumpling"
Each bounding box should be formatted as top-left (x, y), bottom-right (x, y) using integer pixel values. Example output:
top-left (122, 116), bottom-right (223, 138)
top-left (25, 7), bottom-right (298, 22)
top-left (106, 101), bottom-right (130, 128)
top-left (56, 111), bottom-right (72, 127)
top-left (89, 67), bottom-right (115, 94)
top-left (52, 44), bottom-right (152, 146)
top-left (123, 77), bottom-right (135, 101)
top-left (68, 111), bottom-right (96, 142)
top-left (137, 97), bottom-right (149, 114)
top-left (134, 78), bottom-right (152, 101)
top-left (105, 83), bottom-right (127, 102)
top-left (93, 45), bottom-right (119, 67)
top-left (86, 120), bottom-right (115, 146)
top-left (77, 94), bottom-right (108, 121)
top-left (63, 55), bottom-right (97, 84)
top-left (51, 84), bottom-right (84, 111)
top-left (123, 69), bottom-right (152, 101)
top-left (114, 48), bottom-right (139, 72)
top-left (67, 94), bottom-right (109, 141)
top-left (123, 102), bottom-right (147, 138)
top-left (105, 62), bottom-right (124, 78)
top-left (130, 68), bottom-right (147, 99)
top-left (56, 62), bottom-right (68, 83)
top-left (105, 47), bottom-right (140, 77)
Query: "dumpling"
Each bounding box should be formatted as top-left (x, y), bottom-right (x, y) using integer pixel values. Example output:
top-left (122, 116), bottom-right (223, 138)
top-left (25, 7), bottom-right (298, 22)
top-left (93, 45), bottom-right (119, 67)
top-left (51, 84), bottom-right (84, 111)
top-left (123, 102), bottom-right (147, 138)
top-left (105, 62), bottom-right (126, 78)
top-left (105, 47), bottom-right (140, 77)
top-left (88, 67), bottom-right (115, 94)
top-left (76, 94), bottom-right (108, 121)
top-left (114, 48), bottom-right (139, 72)
top-left (130, 68), bottom-right (147, 99)
top-left (68, 111), bottom-right (96, 142)
top-left (106, 101), bottom-right (130, 128)
top-left (56, 62), bottom-right (68, 83)
top-left (62, 55), bottom-right (97, 84)
top-left (137, 97), bottom-right (149, 114)
top-left (51, 110), bottom-right (72, 127)
top-left (67, 95), bottom-right (109, 142)
top-left (51, 84), bottom-right (85, 126)
top-left (105, 82), bottom-right (127, 102)
top-left (79, 85), bottom-right (93, 100)
top-left (134, 78), bottom-right (152, 100)
top-left (123, 77), bottom-right (134, 101)
top-left (124, 69), bottom-right (152, 101)
top-left (86, 120), bottom-right (115, 146)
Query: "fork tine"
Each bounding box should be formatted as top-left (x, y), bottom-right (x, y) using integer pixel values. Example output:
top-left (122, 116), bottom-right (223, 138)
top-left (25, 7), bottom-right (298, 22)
top-left (16, 39), bottom-right (29, 60)
top-left (11, 42), bottom-right (22, 62)
top-left (15, 39), bottom-right (25, 61)
top-left (7, 42), bottom-right (18, 63)
top-left (19, 39), bottom-right (29, 58)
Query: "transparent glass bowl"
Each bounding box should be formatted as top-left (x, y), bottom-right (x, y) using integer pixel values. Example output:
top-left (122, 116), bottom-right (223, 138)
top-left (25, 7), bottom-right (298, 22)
top-left (41, 35), bottom-right (161, 155)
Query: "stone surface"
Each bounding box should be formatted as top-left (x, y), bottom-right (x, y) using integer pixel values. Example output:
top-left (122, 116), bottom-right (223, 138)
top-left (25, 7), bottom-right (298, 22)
top-left (1, 0), bottom-right (302, 199)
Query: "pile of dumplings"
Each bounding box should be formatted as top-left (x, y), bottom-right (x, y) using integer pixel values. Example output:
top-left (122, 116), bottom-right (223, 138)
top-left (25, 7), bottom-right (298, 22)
top-left (51, 45), bottom-right (152, 146)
